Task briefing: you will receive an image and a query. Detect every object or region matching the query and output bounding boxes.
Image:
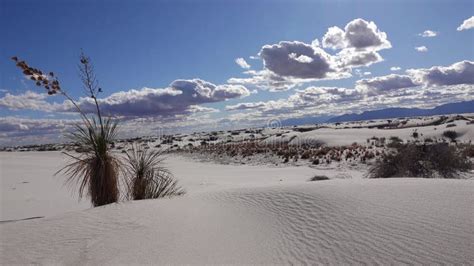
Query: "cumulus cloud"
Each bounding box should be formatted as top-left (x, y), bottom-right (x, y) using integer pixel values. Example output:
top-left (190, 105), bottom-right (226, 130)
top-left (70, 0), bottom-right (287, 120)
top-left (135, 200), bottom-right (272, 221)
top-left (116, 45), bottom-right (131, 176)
top-left (77, 79), bottom-right (249, 117)
top-left (322, 18), bottom-right (391, 51)
top-left (390, 66), bottom-right (402, 71)
top-left (355, 74), bottom-right (418, 94)
top-left (226, 86), bottom-right (362, 120)
top-left (322, 19), bottom-right (391, 69)
top-left (226, 101), bottom-right (267, 111)
top-left (322, 26), bottom-right (346, 50)
top-left (418, 30), bottom-right (437, 37)
top-left (259, 41), bottom-right (337, 79)
top-left (336, 49), bottom-right (383, 68)
top-left (415, 46), bottom-right (428, 52)
top-left (228, 18), bottom-right (392, 91)
top-left (407, 60), bottom-right (474, 87)
top-left (227, 70), bottom-right (303, 92)
top-left (0, 91), bottom-right (56, 111)
top-left (290, 87), bottom-right (361, 105)
top-left (457, 16), bottom-right (474, 31)
top-left (354, 60), bottom-right (474, 94)
top-left (235, 57), bottom-right (251, 69)
top-left (1, 79), bottom-right (250, 119)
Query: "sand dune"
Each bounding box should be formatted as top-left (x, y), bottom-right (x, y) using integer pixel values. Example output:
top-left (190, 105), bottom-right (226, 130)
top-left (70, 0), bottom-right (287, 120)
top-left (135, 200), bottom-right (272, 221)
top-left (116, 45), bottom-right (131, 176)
top-left (1, 178), bottom-right (473, 264)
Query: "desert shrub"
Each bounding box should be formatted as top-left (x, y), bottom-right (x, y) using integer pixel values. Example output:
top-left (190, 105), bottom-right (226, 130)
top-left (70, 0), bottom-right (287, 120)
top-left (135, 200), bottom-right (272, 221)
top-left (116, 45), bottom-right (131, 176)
top-left (387, 136), bottom-right (403, 148)
top-left (446, 123), bottom-right (456, 128)
top-left (369, 143), bottom-right (471, 178)
top-left (13, 54), bottom-right (121, 207)
top-left (309, 175), bottom-right (329, 181)
top-left (124, 145), bottom-right (185, 200)
top-left (412, 131), bottom-right (419, 139)
top-left (443, 130), bottom-right (458, 142)
top-left (460, 144), bottom-right (474, 158)
top-left (61, 118), bottom-right (121, 206)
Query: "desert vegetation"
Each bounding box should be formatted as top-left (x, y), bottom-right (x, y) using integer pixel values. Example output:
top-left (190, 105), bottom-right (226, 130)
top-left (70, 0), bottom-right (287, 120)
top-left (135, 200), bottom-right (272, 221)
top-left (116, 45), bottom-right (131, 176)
top-left (11, 54), bottom-right (184, 206)
top-left (124, 145), bottom-right (185, 200)
top-left (369, 143), bottom-right (472, 178)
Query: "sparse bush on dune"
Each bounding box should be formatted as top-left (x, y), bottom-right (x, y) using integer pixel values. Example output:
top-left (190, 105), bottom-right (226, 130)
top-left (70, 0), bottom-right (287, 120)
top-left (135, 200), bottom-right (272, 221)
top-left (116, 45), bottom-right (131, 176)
top-left (13, 54), bottom-right (122, 207)
top-left (443, 130), bottom-right (458, 142)
top-left (124, 144), bottom-right (185, 200)
top-left (369, 143), bottom-right (472, 179)
top-left (309, 175), bottom-right (329, 181)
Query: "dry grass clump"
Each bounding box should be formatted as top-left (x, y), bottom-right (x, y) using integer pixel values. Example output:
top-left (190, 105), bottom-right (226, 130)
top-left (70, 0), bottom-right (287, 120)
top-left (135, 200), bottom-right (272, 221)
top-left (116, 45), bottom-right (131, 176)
top-left (309, 175), bottom-right (330, 181)
top-left (124, 145), bottom-right (185, 200)
top-left (369, 143), bottom-right (472, 178)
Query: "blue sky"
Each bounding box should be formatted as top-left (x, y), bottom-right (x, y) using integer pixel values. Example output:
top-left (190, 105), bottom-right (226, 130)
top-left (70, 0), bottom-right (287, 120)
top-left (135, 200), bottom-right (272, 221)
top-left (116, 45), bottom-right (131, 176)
top-left (0, 0), bottom-right (473, 145)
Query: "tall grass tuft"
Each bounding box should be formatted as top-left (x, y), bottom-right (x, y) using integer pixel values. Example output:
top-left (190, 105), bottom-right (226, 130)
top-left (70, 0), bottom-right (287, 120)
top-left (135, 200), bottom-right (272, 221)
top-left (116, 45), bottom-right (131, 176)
top-left (124, 145), bottom-right (185, 200)
top-left (60, 117), bottom-right (121, 206)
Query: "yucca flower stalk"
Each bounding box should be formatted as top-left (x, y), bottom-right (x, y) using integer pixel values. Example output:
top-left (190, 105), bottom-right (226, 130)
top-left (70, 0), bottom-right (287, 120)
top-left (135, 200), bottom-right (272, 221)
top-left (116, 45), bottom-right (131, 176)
top-left (12, 54), bottom-right (121, 207)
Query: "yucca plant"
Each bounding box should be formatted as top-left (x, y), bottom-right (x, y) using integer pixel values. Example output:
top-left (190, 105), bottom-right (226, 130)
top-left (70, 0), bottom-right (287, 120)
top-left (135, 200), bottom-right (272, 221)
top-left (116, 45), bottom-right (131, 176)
top-left (12, 53), bottom-right (121, 207)
top-left (124, 144), bottom-right (185, 200)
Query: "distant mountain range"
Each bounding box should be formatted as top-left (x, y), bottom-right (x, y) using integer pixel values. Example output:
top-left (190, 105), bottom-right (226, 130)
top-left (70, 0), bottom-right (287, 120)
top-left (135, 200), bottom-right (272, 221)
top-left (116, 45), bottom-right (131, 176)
top-left (327, 100), bottom-right (474, 123)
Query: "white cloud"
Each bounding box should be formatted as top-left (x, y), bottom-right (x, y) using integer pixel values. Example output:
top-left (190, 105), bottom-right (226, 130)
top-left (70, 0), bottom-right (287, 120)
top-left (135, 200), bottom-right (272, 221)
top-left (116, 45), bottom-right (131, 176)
top-left (336, 49), bottom-right (383, 68)
top-left (390, 66), bottom-right (402, 71)
top-left (322, 18), bottom-right (391, 51)
top-left (354, 69), bottom-right (372, 77)
top-left (418, 30), bottom-right (437, 37)
top-left (1, 79), bottom-right (250, 119)
top-left (355, 74), bottom-right (418, 94)
top-left (322, 26), bottom-right (346, 50)
top-left (235, 57), bottom-right (251, 69)
top-left (229, 18), bottom-right (392, 91)
top-left (79, 79), bottom-right (250, 117)
top-left (457, 16), bottom-right (474, 31)
top-left (407, 60), bottom-right (474, 87)
top-left (0, 91), bottom-right (64, 112)
top-left (259, 41), bottom-right (337, 79)
top-left (415, 46), bottom-right (428, 52)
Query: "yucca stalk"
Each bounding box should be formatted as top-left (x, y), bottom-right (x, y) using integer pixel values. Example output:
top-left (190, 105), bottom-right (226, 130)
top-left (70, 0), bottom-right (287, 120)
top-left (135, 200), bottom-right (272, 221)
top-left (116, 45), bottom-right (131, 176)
top-left (12, 54), bottom-right (121, 207)
top-left (124, 144), bottom-right (185, 200)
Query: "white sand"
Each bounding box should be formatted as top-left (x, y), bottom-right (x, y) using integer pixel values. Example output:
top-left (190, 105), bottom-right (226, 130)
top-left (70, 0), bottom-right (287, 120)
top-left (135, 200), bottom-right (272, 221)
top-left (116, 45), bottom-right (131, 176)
top-left (1, 149), bottom-right (474, 264)
top-left (265, 119), bottom-right (474, 147)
